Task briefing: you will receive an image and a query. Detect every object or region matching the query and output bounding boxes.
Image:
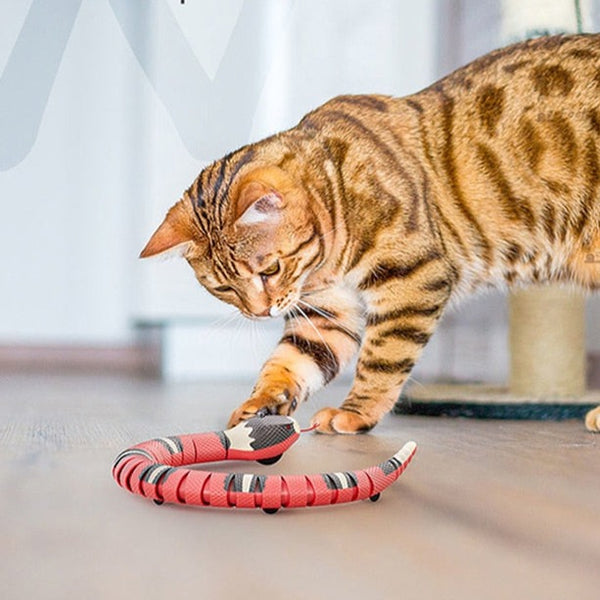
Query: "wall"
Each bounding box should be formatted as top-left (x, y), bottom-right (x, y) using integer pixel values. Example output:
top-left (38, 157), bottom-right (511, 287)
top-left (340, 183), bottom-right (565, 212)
top-left (0, 0), bottom-right (143, 344)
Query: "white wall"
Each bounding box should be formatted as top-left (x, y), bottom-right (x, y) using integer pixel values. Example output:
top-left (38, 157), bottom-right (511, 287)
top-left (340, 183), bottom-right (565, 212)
top-left (0, 0), bottom-right (143, 344)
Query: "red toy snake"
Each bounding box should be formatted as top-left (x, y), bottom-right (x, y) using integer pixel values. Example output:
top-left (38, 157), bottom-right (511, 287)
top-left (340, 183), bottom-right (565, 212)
top-left (112, 415), bottom-right (417, 513)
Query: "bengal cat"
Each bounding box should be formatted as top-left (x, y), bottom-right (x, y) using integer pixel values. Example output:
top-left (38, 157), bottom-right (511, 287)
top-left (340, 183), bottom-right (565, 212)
top-left (141, 34), bottom-right (600, 434)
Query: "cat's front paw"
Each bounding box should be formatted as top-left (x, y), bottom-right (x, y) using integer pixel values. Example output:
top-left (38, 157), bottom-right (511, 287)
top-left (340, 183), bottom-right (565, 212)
top-left (310, 407), bottom-right (376, 435)
top-left (227, 391), bottom-right (299, 428)
top-left (585, 406), bottom-right (600, 432)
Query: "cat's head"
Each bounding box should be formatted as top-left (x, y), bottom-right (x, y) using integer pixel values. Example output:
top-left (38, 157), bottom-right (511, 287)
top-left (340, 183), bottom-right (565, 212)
top-left (140, 157), bottom-right (326, 319)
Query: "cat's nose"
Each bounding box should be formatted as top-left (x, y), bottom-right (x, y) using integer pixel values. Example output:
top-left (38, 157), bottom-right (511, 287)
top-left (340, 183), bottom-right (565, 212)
top-left (256, 306), bottom-right (281, 318)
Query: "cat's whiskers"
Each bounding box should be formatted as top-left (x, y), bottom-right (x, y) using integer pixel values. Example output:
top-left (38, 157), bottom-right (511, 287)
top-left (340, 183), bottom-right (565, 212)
top-left (250, 318), bottom-right (264, 363)
top-left (229, 311), bottom-right (246, 351)
top-left (251, 316), bottom-right (274, 360)
top-left (206, 308), bottom-right (243, 331)
top-left (297, 298), bottom-right (335, 319)
top-left (293, 304), bottom-right (338, 366)
top-left (201, 307), bottom-right (274, 360)
top-left (286, 307), bottom-right (301, 345)
top-left (247, 317), bottom-right (256, 360)
top-left (297, 298), bottom-right (362, 342)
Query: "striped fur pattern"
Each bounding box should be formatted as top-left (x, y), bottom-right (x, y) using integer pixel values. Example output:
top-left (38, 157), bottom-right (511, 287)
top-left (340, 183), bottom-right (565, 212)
top-left (141, 34), bottom-right (600, 434)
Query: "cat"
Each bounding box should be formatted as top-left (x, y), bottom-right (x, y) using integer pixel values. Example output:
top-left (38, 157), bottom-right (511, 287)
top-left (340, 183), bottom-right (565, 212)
top-left (141, 33), bottom-right (600, 434)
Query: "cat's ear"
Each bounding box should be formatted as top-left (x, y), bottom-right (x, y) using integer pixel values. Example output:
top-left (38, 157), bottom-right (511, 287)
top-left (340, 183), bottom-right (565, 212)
top-left (234, 181), bottom-right (283, 226)
top-left (139, 200), bottom-right (196, 259)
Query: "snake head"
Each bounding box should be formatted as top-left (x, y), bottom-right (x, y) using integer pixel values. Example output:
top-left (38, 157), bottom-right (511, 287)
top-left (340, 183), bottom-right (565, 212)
top-left (224, 415), bottom-right (300, 461)
top-left (244, 415), bottom-right (300, 449)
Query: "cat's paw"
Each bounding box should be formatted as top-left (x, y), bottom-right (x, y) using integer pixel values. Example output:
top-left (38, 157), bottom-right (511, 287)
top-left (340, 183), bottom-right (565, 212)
top-left (310, 407), bottom-right (375, 435)
top-left (227, 392), bottom-right (299, 428)
top-left (585, 406), bottom-right (600, 432)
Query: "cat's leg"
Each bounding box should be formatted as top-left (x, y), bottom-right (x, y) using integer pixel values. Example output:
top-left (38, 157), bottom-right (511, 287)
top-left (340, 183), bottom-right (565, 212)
top-left (312, 253), bottom-right (453, 433)
top-left (227, 286), bottom-right (363, 427)
top-left (585, 407), bottom-right (600, 432)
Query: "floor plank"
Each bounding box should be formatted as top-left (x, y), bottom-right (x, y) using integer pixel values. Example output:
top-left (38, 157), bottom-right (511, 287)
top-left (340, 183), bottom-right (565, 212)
top-left (1, 374), bottom-right (599, 600)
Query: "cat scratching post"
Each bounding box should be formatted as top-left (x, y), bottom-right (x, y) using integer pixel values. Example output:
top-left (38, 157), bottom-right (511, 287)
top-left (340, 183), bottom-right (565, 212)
top-left (395, 0), bottom-right (599, 419)
top-left (509, 287), bottom-right (586, 397)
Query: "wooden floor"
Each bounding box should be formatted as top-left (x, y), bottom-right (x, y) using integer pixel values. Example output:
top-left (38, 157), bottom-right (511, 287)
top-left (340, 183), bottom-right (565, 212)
top-left (1, 373), bottom-right (599, 600)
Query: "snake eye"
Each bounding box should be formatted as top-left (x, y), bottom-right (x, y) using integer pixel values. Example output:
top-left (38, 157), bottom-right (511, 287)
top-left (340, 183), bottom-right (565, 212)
top-left (260, 261), bottom-right (280, 278)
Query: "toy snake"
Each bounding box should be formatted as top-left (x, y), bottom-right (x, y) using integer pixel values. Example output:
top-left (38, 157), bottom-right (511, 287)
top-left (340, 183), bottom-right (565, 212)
top-left (112, 415), bottom-right (417, 513)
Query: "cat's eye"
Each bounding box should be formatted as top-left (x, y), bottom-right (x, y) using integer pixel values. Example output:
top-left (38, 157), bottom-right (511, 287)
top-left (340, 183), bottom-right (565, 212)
top-left (214, 285), bottom-right (233, 293)
top-left (260, 261), bottom-right (280, 278)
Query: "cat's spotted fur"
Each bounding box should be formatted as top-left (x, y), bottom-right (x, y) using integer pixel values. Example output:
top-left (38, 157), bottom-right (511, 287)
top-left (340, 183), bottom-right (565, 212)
top-left (142, 34), bottom-right (600, 434)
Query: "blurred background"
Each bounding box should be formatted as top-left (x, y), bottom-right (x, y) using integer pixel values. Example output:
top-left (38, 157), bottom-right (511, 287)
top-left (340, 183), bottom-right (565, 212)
top-left (1, 0), bottom-right (599, 386)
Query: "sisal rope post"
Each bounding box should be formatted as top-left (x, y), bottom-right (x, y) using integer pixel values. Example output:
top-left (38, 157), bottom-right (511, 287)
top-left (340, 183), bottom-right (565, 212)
top-left (509, 286), bottom-right (586, 396)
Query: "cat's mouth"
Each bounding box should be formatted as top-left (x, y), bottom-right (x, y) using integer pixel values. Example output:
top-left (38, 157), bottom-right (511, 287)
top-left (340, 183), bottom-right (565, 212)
top-left (240, 305), bottom-right (287, 320)
top-left (241, 298), bottom-right (298, 321)
top-left (240, 308), bottom-right (273, 320)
